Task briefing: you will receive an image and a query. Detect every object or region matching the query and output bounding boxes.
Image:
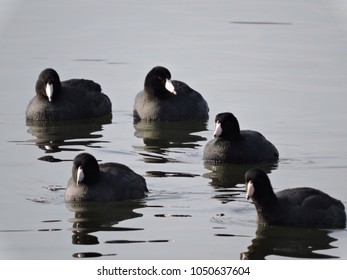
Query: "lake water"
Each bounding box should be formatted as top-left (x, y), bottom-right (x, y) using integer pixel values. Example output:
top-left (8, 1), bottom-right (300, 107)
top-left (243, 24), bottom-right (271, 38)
top-left (0, 0), bottom-right (347, 260)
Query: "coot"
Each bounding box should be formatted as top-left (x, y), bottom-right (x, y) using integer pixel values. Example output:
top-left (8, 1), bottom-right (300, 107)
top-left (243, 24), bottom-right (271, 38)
top-left (203, 112), bottom-right (279, 164)
top-left (65, 153), bottom-right (148, 202)
top-left (26, 68), bottom-right (112, 122)
top-left (133, 66), bottom-right (209, 121)
top-left (245, 168), bottom-right (346, 228)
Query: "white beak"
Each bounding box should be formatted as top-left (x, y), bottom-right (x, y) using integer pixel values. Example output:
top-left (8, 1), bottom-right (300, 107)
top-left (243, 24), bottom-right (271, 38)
top-left (165, 79), bottom-right (176, 94)
top-left (77, 166), bottom-right (84, 185)
top-left (246, 181), bottom-right (255, 200)
top-left (213, 121), bottom-right (223, 137)
top-left (46, 83), bottom-right (53, 102)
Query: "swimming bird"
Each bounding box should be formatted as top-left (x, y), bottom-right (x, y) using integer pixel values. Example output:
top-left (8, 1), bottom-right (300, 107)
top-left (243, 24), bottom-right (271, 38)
top-left (26, 68), bottom-right (112, 122)
top-left (245, 168), bottom-right (346, 229)
top-left (203, 112), bottom-right (279, 163)
top-left (133, 66), bottom-right (209, 121)
top-left (65, 153), bottom-right (148, 202)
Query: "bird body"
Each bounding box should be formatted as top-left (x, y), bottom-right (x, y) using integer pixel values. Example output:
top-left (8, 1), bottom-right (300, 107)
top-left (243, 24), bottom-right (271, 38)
top-left (65, 153), bottom-right (148, 202)
top-left (204, 112), bottom-right (278, 164)
top-left (245, 168), bottom-right (346, 229)
top-left (133, 66), bottom-right (209, 121)
top-left (26, 68), bottom-right (112, 122)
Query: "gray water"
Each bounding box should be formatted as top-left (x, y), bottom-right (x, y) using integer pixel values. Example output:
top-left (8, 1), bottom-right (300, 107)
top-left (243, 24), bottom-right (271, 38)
top-left (0, 0), bottom-right (347, 259)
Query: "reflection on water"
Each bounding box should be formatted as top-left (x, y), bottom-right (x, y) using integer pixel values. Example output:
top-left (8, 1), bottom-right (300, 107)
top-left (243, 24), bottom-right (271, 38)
top-left (66, 200), bottom-right (145, 246)
top-left (240, 225), bottom-right (339, 260)
top-left (133, 120), bottom-right (207, 163)
top-left (146, 171), bottom-right (200, 178)
top-left (25, 118), bottom-right (111, 160)
top-left (66, 200), bottom-right (173, 258)
top-left (203, 162), bottom-right (277, 203)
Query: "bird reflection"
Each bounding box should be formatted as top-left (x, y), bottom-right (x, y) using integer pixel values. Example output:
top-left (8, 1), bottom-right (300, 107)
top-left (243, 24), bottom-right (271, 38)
top-left (66, 200), bottom-right (145, 245)
top-left (25, 117), bottom-right (111, 161)
top-left (240, 224), bottom-right (339, 259)
top-left (133, 119), bottom-right (207, 163)
top-left (203, 162), bottom-right (277, 203)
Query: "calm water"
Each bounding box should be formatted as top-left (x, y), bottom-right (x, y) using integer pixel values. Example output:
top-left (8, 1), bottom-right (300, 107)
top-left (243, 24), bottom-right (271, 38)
top-left (0, 0), bottom-right (347, 259)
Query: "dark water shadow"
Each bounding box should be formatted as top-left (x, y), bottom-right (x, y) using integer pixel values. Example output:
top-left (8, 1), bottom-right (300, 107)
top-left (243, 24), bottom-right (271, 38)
top-left (240, 224), bottom-right (339, 259)
top-left (203, 162), bottom-right (278, 203)
top-left (23, 117), bottom-right (111, 161)
top-left (66, 200), bottom-right (145, 247)
top-left (146, 170), bottom-right (200, 178)
top-left (133, 119), bottom-right (208, 163)
top-left (230, 21), bottom-right (292, 25)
